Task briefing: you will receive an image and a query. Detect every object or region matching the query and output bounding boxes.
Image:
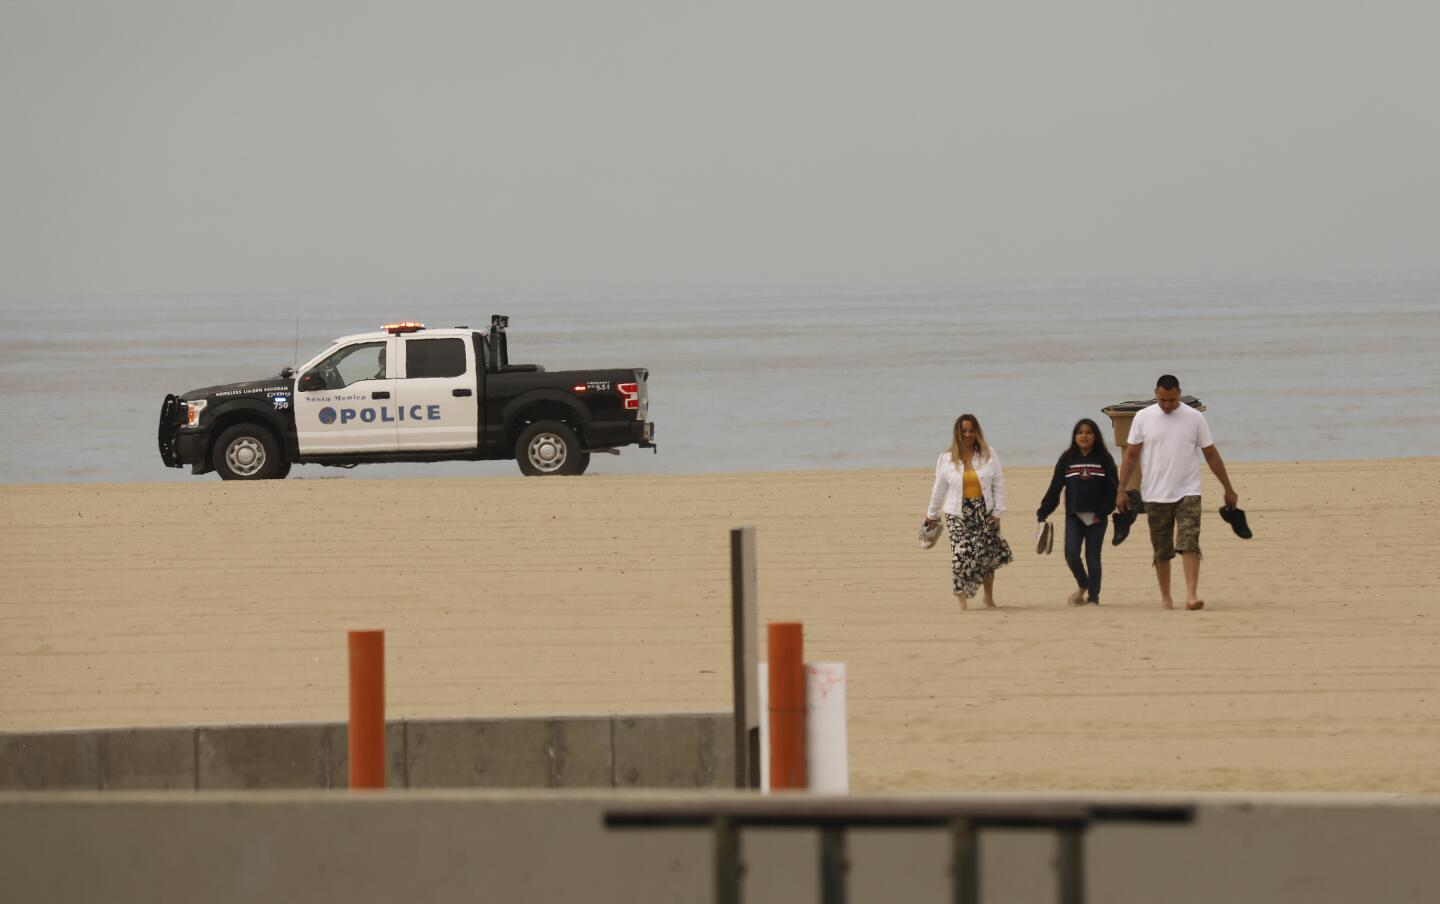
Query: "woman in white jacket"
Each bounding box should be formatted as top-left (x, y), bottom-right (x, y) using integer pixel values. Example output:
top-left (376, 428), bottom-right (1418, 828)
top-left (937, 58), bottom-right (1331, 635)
top-left (924, 413), bottom-right (1014, 609)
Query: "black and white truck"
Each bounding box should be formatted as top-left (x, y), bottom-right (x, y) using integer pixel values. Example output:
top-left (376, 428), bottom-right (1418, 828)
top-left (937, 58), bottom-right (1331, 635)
top-left (158, 316), bottom-right (655, 479)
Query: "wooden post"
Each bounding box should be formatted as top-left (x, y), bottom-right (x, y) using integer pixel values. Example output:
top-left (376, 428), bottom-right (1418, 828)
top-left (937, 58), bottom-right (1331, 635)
top-left (767, 621), bottom-right (806, 790)
top-left (730, 527), bottom-right (760, 789)
top-left (347, 629), bottom-right (385, 789)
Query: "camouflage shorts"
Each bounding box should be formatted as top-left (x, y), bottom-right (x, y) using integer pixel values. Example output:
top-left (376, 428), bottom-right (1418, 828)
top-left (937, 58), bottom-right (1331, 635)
top-left (1145, 495), bottom-right (1202, 563)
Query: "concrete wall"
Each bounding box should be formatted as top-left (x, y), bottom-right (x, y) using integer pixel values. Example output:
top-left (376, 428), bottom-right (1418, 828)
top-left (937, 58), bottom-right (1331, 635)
top-left (1, 791), bottom-right (1437, 903)
top-left (0, 712), bottom-right (732, 791)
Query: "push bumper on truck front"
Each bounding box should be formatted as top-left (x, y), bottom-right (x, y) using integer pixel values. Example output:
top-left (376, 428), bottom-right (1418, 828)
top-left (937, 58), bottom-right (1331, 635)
top-left (158, 395), bottom-right (182, 467)
top-left (158, 394), bottom-right (211, 472)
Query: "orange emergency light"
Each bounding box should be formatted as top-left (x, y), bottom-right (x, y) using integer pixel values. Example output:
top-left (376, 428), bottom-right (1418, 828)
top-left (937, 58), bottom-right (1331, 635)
top-left (383, 322), bottom-right (425, 334)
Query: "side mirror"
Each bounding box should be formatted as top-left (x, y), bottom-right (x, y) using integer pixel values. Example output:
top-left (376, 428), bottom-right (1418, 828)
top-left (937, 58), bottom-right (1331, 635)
top-left (299, 372), bottom-right (324, 392)
top-left (280, 366), bottom-right (296, 380)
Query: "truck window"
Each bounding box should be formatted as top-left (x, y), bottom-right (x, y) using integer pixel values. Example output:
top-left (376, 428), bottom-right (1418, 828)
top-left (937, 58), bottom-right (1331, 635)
top-left (405, 337), bottom-right (466, 379)
top-left (306, 342), bottom-right (386, 390)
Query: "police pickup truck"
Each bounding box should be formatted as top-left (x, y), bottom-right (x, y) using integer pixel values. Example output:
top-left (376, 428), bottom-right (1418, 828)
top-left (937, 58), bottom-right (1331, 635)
top-left (158, 316), bottom-right (655, 479)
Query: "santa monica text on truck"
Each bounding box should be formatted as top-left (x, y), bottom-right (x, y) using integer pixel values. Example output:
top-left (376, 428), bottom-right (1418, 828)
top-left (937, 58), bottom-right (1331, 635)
top-left (157, 316), bottom-right (656, 479)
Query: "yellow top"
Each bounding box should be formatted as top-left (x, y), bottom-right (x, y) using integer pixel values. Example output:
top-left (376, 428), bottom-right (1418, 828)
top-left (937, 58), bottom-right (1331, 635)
top-left (962, 466), bottom-right (983, 499)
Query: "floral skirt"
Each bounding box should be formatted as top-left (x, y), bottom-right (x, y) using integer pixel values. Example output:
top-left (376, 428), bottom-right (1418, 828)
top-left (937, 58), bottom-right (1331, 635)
top-left (944, 497), bottom-right (1014, 596)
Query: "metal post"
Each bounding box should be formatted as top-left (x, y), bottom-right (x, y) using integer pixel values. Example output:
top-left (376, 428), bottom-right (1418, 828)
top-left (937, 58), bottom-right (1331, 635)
top-left (714, 816), bottom-right (743, 904)
top-left (730, 527), bottom-right (760, 789)
top-left (347, 630), bottom-right (385, 789)
top-left (819, 827), bottom-right (849, 904)
top-left (949, 820), bottom-right (979, 904)
top-left (767, 622), bottom-right (806, 790)
top-left (1056, 826), bottom-right (1086, 904)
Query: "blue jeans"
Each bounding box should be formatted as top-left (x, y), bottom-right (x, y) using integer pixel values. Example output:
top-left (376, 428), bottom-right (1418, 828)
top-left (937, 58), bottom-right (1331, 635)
top-left (1065, 513), bottom-right (1107, 602)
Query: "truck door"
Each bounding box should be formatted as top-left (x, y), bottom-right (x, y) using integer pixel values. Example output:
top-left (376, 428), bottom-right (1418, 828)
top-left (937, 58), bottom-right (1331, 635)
top-left (394, 334), bottom-right (479, 450)
top-left (293, 339), bottom-right (400, 454)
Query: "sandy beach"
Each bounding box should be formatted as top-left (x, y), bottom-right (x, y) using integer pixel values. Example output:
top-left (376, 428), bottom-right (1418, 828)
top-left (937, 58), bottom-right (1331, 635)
top-left (2, 459), bottom-right (1437, 792)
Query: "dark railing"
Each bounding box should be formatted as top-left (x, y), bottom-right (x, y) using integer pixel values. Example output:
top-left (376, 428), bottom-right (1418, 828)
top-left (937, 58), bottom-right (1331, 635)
top-left (605, 797), bottom-right (1195, 904)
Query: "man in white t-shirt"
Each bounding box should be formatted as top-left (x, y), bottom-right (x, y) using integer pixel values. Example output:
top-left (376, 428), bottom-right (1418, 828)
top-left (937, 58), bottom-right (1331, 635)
top-left (1115, 374), bottom-right (1239, 610)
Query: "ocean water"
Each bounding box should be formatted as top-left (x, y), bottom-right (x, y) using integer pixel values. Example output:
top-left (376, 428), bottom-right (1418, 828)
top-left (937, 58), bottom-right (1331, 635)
top-left (0, 279), bottom-right (1436, 484)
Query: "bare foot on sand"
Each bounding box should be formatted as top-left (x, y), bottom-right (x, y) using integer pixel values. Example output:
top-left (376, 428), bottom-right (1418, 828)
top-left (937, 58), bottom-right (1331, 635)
top-left (1186, 599), bottom-right (1205, 610)
top-left (1067, 589), bottom-right (1085, 607)
top-left (955, 592), bottom-right (969, 611)
top-left (1160, 597), bottom-right (1175, 610)
top-left (982, 595), bottom-right (997, 609)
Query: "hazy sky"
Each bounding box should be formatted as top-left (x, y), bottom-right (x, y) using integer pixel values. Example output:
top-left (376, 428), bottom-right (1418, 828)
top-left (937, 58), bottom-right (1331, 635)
top-left (3, 0), bottom-right (1438, 298)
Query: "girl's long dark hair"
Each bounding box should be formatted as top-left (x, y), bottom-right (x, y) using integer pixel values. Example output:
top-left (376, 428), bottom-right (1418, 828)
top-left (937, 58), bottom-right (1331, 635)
top-left (1061, 418), bottom-right (1115, 467)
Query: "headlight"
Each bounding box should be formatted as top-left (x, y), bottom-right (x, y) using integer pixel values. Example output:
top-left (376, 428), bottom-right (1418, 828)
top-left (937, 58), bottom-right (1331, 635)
top-left (185, 400), bottom-right (207, 427)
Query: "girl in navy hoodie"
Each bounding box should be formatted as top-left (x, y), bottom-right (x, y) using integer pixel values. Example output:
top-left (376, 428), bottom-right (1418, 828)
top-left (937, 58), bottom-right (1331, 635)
top-left (1036, 418), bottom-right (1119, 606)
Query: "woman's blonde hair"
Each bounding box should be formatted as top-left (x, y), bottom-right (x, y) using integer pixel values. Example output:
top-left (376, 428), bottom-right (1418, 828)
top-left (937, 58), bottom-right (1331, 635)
top-left (949, 413), bottom-right (991, 468)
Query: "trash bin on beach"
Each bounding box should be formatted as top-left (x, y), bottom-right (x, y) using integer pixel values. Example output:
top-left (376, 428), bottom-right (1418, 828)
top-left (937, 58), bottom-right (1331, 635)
top-left (1101, 395), bottom-right (1206, 493)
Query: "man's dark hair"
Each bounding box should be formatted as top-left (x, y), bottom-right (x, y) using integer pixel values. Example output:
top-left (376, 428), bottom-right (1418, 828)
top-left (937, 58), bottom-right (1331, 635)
top-left (1156, 374), bottom-right (1181, 391)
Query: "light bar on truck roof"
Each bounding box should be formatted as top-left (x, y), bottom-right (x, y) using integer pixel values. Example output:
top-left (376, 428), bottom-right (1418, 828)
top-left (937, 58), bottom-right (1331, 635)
top-left (383, 322), bottom-right (425, 334)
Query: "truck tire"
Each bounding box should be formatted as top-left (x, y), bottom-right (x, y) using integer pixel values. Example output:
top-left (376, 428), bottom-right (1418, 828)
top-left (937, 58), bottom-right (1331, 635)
top-left (213, 423), bottom-right (287, 480)
top-left (516, 421), bottom-right (583, 476)
top-left (573, 452), bottom-right (592, 475)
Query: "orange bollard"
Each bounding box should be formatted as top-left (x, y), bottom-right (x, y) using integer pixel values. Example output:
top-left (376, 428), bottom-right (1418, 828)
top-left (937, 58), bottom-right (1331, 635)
top-left (347, 630), bottom-right (385, 789)
top-left (767, 621), bottom-right (807, 790)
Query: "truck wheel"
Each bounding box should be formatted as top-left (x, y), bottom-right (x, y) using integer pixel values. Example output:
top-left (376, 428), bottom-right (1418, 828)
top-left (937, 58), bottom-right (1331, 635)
top-left (213, 424), bottom-right (287, 480)
top-left (516, 421), bottom-right (582, 476)
top-left (573, 452), bottom-right (592, 475)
